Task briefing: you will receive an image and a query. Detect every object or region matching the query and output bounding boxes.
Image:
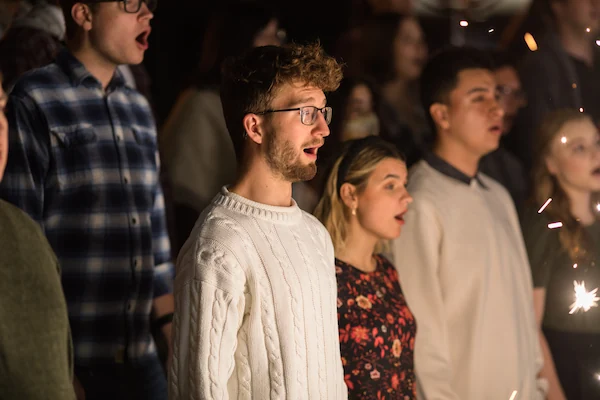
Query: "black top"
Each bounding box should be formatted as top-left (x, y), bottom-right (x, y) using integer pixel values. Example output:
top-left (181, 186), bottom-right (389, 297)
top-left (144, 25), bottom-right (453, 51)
top-left (521, 206), bottom-right (600, 333)
top-left (569, 54), bottom-right (600, 125)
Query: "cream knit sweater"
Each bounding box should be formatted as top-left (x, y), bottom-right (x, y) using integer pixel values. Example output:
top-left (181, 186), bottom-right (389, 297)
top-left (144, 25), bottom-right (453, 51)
top-left (392, 160), bottom-right (545, 400)
top-left (169, 187), bottom-right (347, 400)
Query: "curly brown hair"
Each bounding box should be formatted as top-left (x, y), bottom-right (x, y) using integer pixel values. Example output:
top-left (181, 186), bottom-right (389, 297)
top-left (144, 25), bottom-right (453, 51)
top-left (532, 108), bottom-right (600, 263)
top-left (220, 42), bottom-right (343, 162)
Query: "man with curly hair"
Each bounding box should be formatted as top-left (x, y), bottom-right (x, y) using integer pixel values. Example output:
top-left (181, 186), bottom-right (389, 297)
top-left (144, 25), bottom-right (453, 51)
top-left (169, 43), bottom-right (347, 399)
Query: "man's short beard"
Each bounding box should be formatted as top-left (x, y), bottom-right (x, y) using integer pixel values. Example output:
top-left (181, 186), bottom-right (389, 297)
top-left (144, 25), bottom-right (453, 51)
top-left (264, 127), bottom-right (317, 182)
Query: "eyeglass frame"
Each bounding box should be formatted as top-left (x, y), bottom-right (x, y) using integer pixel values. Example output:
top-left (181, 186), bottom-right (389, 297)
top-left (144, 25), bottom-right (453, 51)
top-left (254, 106), bottom-right (333, 126)
top-left (81, 0), bottom-right (157, 14)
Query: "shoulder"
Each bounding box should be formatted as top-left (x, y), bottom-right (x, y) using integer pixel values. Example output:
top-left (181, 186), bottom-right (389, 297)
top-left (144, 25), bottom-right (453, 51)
top-left (405, 161), bottom-right (454, 206)
top-left (0, 200), bottom-right (54, 256)
top-left (300, 211), bottom-right (334, 249)
top-left (10, 62), bottom-right (67, 97)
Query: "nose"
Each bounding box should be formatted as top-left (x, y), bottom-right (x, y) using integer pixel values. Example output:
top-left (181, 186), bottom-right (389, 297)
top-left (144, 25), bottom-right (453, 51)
top-left (491, 98), bottom-right (505, 119)
top-left (401, 188), bottom-right (413, 205)
top-left (140, 2), bottom-right (154, 19)
top-left (313, 111), bottom-right (330, 138)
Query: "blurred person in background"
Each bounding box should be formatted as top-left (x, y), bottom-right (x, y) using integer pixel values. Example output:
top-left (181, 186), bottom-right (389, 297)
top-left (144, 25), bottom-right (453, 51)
top-left (159, 3), bottom-right (283, 255)
top-left (0, 0), bottom-right (64, 92)
top-left (522, 109), bottom-right (600, 400)
top-left (479, 50), bottom-right (528, 210)
top-left (392, 47), bottom-right (545, 400)
top-left (346, 13), bottom-right (428, 165)
top-left (518, 0), bottom-right (600, 173)
top-left (314, 136), bottom-right (416, 399)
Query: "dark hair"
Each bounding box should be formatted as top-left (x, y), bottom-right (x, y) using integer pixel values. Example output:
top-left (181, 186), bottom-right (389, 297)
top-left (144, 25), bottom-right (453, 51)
top-left (352, 13), bottom-right (411, 85)
top-left (489, 50), bottom-right (517, 71)
top-left (194, 3), bottom-right (279, 88)
top-left (220, 42), bottom-right (343, 163)
top-left (420, 46), bottom-right (493, 132)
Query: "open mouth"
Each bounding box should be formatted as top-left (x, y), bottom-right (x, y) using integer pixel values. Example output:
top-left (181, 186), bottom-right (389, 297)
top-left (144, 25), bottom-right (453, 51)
top-left (135, 29), bottom-right (151, 48)
top-left (394, 212), bottom-right (406, 223)
top-left (303, 147), bottom-right (318, 156)
top-left (489, 125), bottom-right (502, 134)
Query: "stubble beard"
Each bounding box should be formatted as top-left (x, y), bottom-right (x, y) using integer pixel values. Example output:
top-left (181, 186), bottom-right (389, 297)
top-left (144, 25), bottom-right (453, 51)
top-left (264, 128), bottom-right (317, 182)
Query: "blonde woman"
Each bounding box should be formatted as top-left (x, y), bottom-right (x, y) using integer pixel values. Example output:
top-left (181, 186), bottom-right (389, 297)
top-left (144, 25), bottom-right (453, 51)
top-left (314, 136), bottom-right (416, 399)
top-left (522, 109), bottom-right (600, 400)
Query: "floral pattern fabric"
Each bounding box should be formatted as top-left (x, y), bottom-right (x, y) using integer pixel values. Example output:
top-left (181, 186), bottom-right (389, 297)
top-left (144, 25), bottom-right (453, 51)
top-left (336, 255), bottom-right (417, 399)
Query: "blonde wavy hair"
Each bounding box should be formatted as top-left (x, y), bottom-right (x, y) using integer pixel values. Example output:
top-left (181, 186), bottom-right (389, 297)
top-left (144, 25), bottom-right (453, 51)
top-left (532, 108), bottom-right (600, 262)
top-left (313, 137), bottom-right (403, 253)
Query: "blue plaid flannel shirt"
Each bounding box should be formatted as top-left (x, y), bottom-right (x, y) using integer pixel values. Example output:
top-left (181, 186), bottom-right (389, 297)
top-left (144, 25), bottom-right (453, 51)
top-left (0, 49), bottom-right (174, 366)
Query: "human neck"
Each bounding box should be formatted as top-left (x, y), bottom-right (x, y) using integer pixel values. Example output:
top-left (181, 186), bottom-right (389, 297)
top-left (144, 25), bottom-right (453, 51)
top-left (229, 160), bottom-right (294, 207)
top-left (559, 25), bottom-right (595, 66)
top-left (433, 138), bottom-right (481, 178)
top-left (336, 223), bottom-right (379, 273)
top-left (69, 43), bottom-right (117, 90)
top-left (563, 185), bottom-right (595, 225)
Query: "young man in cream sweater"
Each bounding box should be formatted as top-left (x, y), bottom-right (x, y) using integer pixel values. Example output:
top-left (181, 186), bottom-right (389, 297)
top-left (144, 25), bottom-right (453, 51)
top-left (392, 47), bottom-right (547, 399)
top-left (169, 43), bottom-right (347, 399)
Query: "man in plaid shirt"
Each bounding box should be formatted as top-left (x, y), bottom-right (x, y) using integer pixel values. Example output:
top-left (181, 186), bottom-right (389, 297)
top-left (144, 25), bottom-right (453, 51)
top-left (0, 0), bottom-right (173, 399)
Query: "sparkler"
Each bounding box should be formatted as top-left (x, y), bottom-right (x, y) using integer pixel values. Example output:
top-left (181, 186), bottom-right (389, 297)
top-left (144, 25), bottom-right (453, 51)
top-left (548, 222), bottom-right (563, 229)
top-left (596, 203), bottom-right (600, 212)
top-left (569, 281), bottom-right (600, 314)
top-left (508, 391), bottom-right (518, 400)
top-left (538, 198), bottom-right (552, 213)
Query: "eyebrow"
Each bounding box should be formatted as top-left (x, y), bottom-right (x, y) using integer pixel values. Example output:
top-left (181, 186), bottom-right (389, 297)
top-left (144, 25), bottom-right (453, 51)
top-left (466, 87), bottom-right (492, 95)
top-left (382, 174), bottom-right (402, 180)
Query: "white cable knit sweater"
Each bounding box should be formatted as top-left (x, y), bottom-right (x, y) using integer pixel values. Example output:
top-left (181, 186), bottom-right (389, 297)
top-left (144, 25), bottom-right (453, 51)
top-left (169, 187), bottom-right (347, 400)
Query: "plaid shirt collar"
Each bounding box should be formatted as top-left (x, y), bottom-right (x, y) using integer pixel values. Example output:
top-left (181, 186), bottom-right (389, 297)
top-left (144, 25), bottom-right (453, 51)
top-left (56, 48), bottom-right (126, 92)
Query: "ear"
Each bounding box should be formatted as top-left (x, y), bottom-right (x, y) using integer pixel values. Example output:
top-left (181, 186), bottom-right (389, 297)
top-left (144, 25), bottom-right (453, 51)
top-left (339, 182), bottom-right (358, 210)
top-left (242, 113), bottom-right (265, 145)
top-left (72, 2), bottom-right (93, 32)
top-left (430, 103), bottom-right (450, 131)
top-left (545, 155), bottom-right (559, 176)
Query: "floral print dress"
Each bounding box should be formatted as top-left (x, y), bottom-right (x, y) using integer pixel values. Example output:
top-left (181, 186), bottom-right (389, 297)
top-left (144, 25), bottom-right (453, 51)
top-left (336, 254), bottom-right (416, 399)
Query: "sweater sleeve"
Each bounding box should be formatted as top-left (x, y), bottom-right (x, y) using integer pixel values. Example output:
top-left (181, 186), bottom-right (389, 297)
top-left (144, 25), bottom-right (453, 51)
top-left (392, 199), bottom-right (461, 400)
top-left (169, 240), bottom-right (246, 400)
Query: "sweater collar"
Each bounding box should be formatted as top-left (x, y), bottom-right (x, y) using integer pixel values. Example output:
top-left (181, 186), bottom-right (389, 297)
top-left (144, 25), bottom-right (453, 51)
top-left (214, 186), bottom-right (303, 224)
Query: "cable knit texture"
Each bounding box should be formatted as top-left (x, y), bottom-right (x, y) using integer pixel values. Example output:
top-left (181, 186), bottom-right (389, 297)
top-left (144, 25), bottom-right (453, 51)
top-left (169, 187), bottom-right (347, 400)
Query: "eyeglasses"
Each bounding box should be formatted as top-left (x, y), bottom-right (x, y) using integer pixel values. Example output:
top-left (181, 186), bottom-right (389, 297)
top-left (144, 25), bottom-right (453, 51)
top-left (497, 85), bottom-right (527, 104)
top-left (83, 0), bottom-right (157, 14)
top-left (255, 106), bottom-right (332, 126)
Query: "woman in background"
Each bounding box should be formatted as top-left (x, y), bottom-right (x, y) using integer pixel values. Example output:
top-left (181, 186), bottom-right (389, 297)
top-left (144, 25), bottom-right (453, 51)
top-left (522, 109), bottom-right (600, 400)
top-left (314, 136), bottom-right (416, 399)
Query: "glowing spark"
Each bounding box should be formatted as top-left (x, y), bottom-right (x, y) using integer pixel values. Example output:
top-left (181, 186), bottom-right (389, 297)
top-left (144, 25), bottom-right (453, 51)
top-left (596, 203), bottom-right (600, 212)
top-left (587, 27), bottom-right (591, 33)
top-left (460, 20), bottom-right (469, 27)
top-left (573, 83), bottom-right (578, 89)
top-left (524, 33), bottom-right (538, 51)
top-left (569, 281), bottom-right (600, 314)
top-left (596, 373), bottom-right (600, 381)
top-left (580, 107), bottom-right (585, 112)
top-left (548, 222), bottom-right (563, 229)
top-left (488, 28), bottom-right (495, 33)
top-left (538, 198), bottom-right (552, 213)
top-left (597, 40), bottom-right (600, 46)
top-left (561, 136), bottom-right (568, 144)
top-left (509, 391), bottom-right (518, 400)
top-left (574, 264), bottom-right (578, 269)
